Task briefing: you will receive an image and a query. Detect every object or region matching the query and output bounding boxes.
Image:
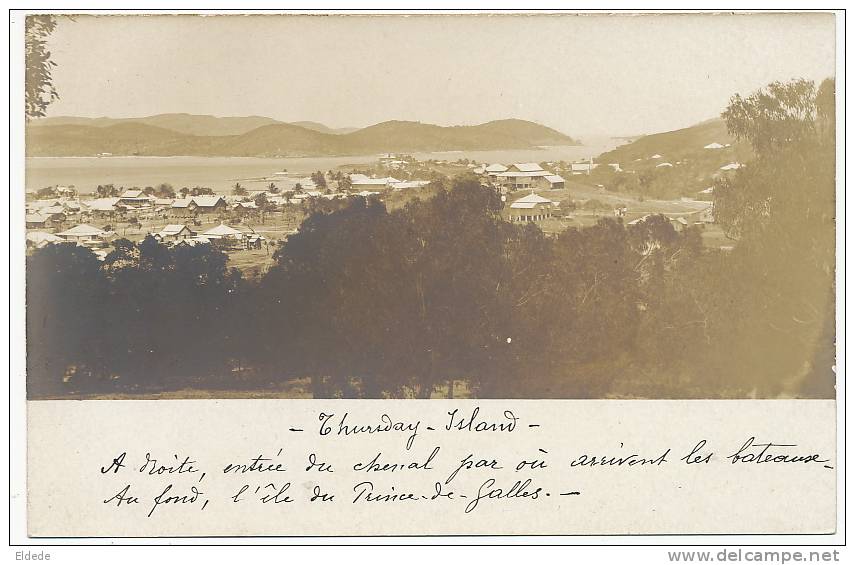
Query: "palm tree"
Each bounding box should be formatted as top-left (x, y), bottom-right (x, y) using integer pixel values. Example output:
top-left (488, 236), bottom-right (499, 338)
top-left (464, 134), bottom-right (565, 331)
top-left (232, 182), bottom-right (246, 196)
top-left (267, 182), bottom-right (280, 194)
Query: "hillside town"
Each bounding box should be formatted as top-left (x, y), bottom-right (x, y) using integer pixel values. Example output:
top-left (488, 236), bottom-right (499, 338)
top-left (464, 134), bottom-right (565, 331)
top-left (25, 146), bottom-right (727, 268)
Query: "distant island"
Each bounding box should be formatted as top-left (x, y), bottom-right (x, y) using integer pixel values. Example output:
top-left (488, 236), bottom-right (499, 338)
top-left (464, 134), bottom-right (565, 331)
top-left (26, 113), bottom-right (580, 157)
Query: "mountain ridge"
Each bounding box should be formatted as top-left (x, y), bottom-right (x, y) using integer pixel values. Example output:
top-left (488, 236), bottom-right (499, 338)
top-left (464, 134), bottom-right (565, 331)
top-left (26, 115), bottom-right (579, 157)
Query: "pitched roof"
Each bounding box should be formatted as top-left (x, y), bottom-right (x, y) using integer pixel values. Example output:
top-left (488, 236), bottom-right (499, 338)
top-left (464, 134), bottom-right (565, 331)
top-left (485, 163), bottom-right (508, 173)
top-left (719, 162), bottom-right (743, 171)
top-left (704, 142), bottom-right (724, 149)
top-left (57, 224), bottom-right (106, 237)
top-left (40, 205), bottom-right (66, 215)
top-left (120, 189), bottom-right (146, 198)
top-left (350, 175), bottom-right (390, 186)
top-left (513, 193), bottom-right (554, 204)
top-left (160, 224), bottom-right (192, 235)
top-left (25, 214), bottom-right (48, 224)
top-left (172, 198), bottom-right (193, 208)
top-left (82, 198), bottom-right (120, 211)
top-left (192, 195), bottom-right (225, 207)
top-left (510, 193), bottom-right (556, 209)
top-left (511, 162), bottom-right (544, 172)
top-left (232, 200), bottom-right (258, 208)
top-left (544, 175), bottom-right (566, 184)
top-left (26, 231), bottom-right (65, 245)
top-left (202, 223), bottom-right (243, 237)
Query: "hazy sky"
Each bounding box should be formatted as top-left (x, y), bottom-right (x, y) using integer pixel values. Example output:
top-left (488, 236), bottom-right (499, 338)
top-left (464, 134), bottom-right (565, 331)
top-left (41, 13), bottom-right (836, 137)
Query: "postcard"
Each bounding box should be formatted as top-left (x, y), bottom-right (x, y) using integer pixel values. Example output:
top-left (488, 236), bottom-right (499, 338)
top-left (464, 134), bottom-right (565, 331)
top-left (11, 10), bottom-right (844, 546)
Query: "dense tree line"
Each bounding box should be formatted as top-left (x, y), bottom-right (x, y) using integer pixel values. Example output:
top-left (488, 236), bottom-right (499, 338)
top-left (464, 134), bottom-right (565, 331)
top-left (26, 79), bottom-right (836, 399)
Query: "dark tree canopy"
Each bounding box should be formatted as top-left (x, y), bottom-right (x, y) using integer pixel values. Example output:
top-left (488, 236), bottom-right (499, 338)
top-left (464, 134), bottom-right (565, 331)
top-left (25, 15), bottom-right (59, 120)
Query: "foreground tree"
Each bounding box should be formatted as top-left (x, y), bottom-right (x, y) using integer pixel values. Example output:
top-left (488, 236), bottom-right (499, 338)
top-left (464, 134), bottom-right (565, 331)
top-left (25, 15), bottom-right (59, 119)
top-left (709, 78), bottom-right (836, 396)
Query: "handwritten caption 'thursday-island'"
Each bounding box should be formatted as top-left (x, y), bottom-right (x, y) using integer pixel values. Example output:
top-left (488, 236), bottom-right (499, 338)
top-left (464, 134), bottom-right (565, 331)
top-left (96, 406), bottom-right (833, 519)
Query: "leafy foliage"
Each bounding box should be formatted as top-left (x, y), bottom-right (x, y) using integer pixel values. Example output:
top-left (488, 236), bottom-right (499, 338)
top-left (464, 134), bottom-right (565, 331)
top-left (25, 15), bottom-right (59, 120)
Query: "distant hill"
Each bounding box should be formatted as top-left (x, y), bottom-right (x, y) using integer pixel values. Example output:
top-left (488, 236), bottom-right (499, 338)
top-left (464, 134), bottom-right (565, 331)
top-left (26, 116), bottom-right (579, 157)
top-left (290, 121), bottom-right (359, 135)
top-left (29, 114), bottom-right (285, 137)
top-left (597, 119), bottom-right (745, 165)
top-left (590, 118), bottom-right (755, 199)
top-left (341, 119), bottom-right (577, 153)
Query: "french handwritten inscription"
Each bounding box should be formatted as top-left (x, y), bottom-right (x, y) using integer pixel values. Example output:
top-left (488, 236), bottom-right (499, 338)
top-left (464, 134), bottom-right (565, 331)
top-left (93, 406), bottom-right (832, 523)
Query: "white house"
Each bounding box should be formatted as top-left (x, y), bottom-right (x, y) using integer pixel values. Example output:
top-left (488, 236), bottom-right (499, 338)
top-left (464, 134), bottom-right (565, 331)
top-left (154, 224), bottom-right (195, 242)
top-left (56, 224), bottom-right (109, 246)
top-left (544, 175), bottom-right (566, 189)
top-left (508, 193), bottom-right (559, 223)
top-left (570, 162), bottom-right (597, 175)
top-left (26, 231), bottom-right (66, 249)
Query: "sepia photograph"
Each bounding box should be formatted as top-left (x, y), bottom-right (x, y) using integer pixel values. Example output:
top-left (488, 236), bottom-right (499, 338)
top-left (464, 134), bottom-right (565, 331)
top-left (23, 12), bottom-right (837, 402)
top-left (12, 8), bottom-right (846, 547)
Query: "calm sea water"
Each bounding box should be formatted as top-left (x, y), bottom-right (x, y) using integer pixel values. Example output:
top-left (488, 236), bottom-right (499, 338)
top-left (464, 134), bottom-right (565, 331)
top-left (25, 142), bottom-right (621, 195)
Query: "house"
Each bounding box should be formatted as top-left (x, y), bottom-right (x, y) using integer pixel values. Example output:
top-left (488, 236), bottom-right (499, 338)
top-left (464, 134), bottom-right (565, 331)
top-left (544, 175), bottom-right (566, 189)
top-left (232, 201), bottom-right (258, 211)
top-left (191, 195), bottom-right (228, 215)
top-left (26, 231), bottom-right (66, 249)
top-left (201, 223), bottom-right (269, 250)
top-left (81, 198), bottom-right (122, 219)
top-left (244, 233), bottom-right (267, 250)
top-left (153, 198), bottom-right (175, 209)
top-left (507, 193), bottom-right (559, 223)
top-left (25, 214), bottom-right (49, 229)
top-left (570, 162), bottom-right (597, 175)
top-left (171, 195), bottom-right (227, 217)
top-left (118, 189), bottom-right (154, 208)
top-left (202, 223), bottom-right (244, 240)
top-left (154, 224), bottom-right (195, 242)
top-left (39, 205), bottom-right (68, 223)
top-left (349, 174), bottom-right (397, 190)
top-left (26, 199), bottom-right (63, 214)
top-left (56, 224), bottom-right (109, 246)
top-left (508, 163), bottom-right (545, 173)
top-left (174, 238), bottom-right (209, 248)
top-left (484, 163), bottom-right (508, 174)
top-left (171, 198), bottom-right (196, 217)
